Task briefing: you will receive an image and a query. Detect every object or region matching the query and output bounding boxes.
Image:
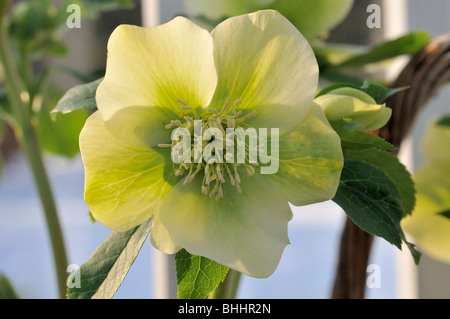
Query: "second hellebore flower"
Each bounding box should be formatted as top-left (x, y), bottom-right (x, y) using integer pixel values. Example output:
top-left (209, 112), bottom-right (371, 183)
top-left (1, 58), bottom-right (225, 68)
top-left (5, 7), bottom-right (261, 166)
top-left (402, 120), bottom-right (450, 264)
top-left (80, 10), bottom-right (343, 278)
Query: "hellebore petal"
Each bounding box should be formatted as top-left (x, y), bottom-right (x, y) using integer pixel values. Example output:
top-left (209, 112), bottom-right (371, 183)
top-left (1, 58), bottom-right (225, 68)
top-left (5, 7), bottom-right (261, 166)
top-left (314, 87), bottom-right (392, 131)
top-left (80, 112), bottom-right (178, 232)
top-left (210, 10), bottom-right (318, 134)
top-left (263, 103), bottom-right (343, 206)
top-left (402, 119), bottom-right (450, 263)
top-left (96, 19), bottom-right (217, 121)
top-left (150, 212), bottom-right (181, 254)
top-left (402, 162), bottom-right (450, 263)
top-left (158, 172), bottom-right (293, 278)
top-left (422, 119), bottom-right (450, 162)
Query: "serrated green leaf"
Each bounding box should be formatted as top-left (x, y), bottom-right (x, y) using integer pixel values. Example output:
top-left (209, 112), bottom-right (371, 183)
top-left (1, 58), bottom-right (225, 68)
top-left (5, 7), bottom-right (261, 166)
top-left (333, 31), bottom-right (431, 69)
top-left (67, 219), bottom-right (152, 299)
top-left (0, 275), bottom-right (19, 299)
top-left (333, 160), bottom-right (421, 264)
top-left (359, 81), bottom-right (409, 104)
top-left (330, 119), bottom-right (397, 151)
top-left (437, 209), bottom-right (450, 220)
top-left (175, 249), bottom-right (229, 299)
top-left (344, 148), bottom-right (416, 216)
top-left (51, 77), bottom-right (102, 119)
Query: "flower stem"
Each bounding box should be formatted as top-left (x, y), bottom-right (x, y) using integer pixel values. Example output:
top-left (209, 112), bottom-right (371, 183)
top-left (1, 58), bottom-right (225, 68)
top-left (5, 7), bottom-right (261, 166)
top-left (0, 1), bottom-right (68, 299)
top-left (209, 269), bottom-right (242, 299)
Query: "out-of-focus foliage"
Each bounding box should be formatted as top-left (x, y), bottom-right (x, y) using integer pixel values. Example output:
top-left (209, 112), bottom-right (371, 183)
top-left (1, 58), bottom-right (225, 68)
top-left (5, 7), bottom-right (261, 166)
top-left (184, 0), bottom-right (353, 40)
top-left (0, 0), bottom-right (133, 159)
top-left (402, 117), bottom-right (450, 264)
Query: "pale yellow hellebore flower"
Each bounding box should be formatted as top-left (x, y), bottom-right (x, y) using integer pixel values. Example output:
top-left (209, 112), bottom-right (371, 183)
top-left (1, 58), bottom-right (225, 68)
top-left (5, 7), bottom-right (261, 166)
top-left (79, 10), bottom-right (343, 278)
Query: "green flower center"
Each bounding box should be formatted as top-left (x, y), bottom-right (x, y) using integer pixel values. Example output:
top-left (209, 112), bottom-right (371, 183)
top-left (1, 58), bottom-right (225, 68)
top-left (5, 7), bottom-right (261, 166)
top-left (158, 98), bottom-right (260, 200)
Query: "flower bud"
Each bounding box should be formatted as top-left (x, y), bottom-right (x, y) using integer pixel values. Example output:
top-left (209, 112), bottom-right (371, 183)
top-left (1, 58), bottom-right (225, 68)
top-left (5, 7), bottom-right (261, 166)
top-left (314, 87), bottom-right (392, 131)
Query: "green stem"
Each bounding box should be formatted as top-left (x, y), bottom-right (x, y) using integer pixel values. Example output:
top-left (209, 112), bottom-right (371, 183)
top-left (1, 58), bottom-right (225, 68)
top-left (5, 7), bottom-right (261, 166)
top-left (0, 1), bottom-right (68, 299)
top-left (209, 270), bottom-right (242, 299)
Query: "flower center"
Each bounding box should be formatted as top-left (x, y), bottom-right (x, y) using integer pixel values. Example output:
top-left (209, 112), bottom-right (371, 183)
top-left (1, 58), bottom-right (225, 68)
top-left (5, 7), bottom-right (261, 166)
top-left (158, 98), bottom-right (260, 200)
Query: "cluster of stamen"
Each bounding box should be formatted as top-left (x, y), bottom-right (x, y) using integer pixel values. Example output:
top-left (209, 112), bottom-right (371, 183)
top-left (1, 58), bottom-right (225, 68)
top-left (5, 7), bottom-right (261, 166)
top-left (158, 98), bottom-right (259, 200)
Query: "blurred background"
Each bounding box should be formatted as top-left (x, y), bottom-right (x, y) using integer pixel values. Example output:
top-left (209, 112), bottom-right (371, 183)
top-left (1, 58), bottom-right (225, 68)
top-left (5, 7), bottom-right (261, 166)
top-left (0, 0), bottom-right (449, 298)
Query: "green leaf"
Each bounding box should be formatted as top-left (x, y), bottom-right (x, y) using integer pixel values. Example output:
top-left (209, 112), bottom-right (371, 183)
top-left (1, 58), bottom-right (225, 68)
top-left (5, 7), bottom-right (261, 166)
top-left (67, 219), bottom-right (152, 299)
top-left (359, 81), bottom-right (409, 104)
top-left (333, 31), bottom-right (431, 69)
top-left (437, 209), bottom-right (450, 220)
top-left (330, 119), bottom-right (397, 151)
top-left (316, 81), bottom-right (408, 104)
top-left (79, 0), bottom-right (134, 14)
top-left (0, 87), bottom-right (12, 121)
top-left (39, 108), bottom-right (89, 158)
top-left (333, 160), bottom-right (421, 264)
top-left (38, 86), bottom-right (90, 158)
top-left (344, 148), bottom-right (416, 216)
top-left (0, 275), bottom-right (19, 299)
top-left (7, 0), bottom-right (69, 58)
top-left (51, 77), bottom-right (102, 119)
top-left (175, 249), bottom-right (229, 299)
top-left (437, 115), bottom-right (450, 128)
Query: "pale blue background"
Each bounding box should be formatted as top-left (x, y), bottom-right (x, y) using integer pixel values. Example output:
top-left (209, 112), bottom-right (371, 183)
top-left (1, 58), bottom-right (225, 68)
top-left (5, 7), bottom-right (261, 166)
top-left (0, 153), bottom-right (396, 299)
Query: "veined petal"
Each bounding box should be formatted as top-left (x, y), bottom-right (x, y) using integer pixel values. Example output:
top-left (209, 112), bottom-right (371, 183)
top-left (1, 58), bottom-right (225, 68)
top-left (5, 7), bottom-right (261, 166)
top-left (158, 171), bottom-right (293, 278)
top-left (264, 103), bottom-right (343, 206)
top-left (97, 19), bottom-right (217, 121)
top-left (210, 10), bottom-right (318, 134)
top-left (150, 212), bottom-right (181, 254)
top-left (80, 112), bottom-right (178, 232)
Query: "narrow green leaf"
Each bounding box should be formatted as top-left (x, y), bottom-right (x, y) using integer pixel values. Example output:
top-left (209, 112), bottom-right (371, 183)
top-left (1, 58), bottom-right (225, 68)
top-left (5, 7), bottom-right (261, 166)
top-left (80, 0), bottom-right (134, 13)
top-left (316, 81), bottom-right (408, 104)
top-left (67, 219), bottom-right (152, 299)
top-left (0, 87), bottom-right (12, 119)
top-left (333, 160), bottom-right (421, 264)
top-left (334, 31), bottom-right (431, 69)
top-left (0, 275), bottom-right (19, 299)
top-left (51, 77), bottom-right (102, 119)
top-left (437, 115), bottom-right (450, 128)
top-left (330, 119), bottom-right (397, 151)
top-left (175, 249), bottom-right (229, 299)
top-left (437, 209), bottom-right (450, 220)
top-left (344, 148), bottom-right (416, 216)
